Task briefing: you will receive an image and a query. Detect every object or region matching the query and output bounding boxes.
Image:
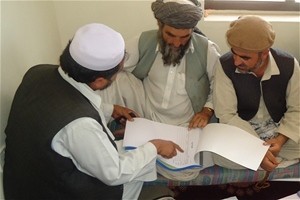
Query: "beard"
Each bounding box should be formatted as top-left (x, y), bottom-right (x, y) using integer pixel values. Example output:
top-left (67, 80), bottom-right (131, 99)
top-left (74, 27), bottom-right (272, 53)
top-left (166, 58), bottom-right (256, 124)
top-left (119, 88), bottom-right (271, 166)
top-left (251, 57), bottom-right (264, 71)
top-left (157, 30), bottom-right (191, 66)
top-left (237, 57), bottom-right (264, 74)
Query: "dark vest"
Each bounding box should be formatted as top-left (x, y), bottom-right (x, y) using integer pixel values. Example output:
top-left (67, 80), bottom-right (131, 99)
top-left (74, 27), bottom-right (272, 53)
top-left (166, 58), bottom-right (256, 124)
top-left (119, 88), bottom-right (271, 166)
top-left (4, 65), bottom-right (122, 200)
top-left (220, 48), bottom-right (294, 122)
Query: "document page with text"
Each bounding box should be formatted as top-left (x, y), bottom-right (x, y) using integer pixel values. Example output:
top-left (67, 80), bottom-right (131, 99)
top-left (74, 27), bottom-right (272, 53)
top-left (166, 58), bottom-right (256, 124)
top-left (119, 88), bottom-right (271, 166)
top-left (123, 118), bottom-right (269, 171)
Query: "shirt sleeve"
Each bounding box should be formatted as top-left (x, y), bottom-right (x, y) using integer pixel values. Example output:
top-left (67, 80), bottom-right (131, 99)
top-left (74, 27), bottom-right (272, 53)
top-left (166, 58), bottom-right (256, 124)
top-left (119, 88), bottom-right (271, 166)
top-left (205, 40), bottom-right (221, 110)
top-left (276, 58), bottom-right (300, 143)
top-left (101, 102), bottom-right (114, 122)
top-left (213, 61), bottom-right (258, 136)
top-left (124, 34), bottom-right (141, 72)
top-left (51, 117), bottom-right (158, 186)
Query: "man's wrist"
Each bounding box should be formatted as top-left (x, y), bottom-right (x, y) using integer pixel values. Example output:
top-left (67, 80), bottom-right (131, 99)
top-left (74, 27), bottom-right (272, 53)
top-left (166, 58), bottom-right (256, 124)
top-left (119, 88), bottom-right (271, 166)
top-left (275, 133), bottom-right (288, 146)
top-left (203, 107), bottom-right (214, 117)
top-left (206, 107), bottom-right (214, 113)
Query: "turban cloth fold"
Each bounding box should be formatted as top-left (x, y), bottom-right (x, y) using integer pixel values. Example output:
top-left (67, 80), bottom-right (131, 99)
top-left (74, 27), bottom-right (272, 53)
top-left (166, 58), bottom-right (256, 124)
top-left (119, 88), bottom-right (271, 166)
top-left (151, 0), bottom-right (202, 29)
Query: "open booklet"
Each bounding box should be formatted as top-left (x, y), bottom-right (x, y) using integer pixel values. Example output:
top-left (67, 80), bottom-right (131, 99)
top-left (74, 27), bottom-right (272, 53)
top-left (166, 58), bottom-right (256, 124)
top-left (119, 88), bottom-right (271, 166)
top-left (123, 118), bottom-right (269, 172)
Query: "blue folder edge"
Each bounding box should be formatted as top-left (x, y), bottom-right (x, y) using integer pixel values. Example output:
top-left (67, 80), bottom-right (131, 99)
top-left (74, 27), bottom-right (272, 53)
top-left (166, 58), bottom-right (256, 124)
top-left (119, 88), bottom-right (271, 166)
top-left (156, 159), bottom-right (201, 171)
top-left (125, 146), bottom-right (202, 171)
top-left (125, 146), bottom-right (137, 150)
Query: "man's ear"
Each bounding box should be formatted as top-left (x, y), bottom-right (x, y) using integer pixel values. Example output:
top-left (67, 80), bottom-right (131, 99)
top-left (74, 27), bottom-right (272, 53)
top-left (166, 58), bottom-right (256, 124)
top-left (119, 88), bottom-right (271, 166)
top-left (262, 49), bottom-right (270, 59)
top-left (89, 77), bottom-right (108, 90)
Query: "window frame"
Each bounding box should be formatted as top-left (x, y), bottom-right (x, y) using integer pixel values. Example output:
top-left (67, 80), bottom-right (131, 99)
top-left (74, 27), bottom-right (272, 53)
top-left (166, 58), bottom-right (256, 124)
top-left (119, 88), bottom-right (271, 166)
top-left (204, 0), bottom-right (300, 12)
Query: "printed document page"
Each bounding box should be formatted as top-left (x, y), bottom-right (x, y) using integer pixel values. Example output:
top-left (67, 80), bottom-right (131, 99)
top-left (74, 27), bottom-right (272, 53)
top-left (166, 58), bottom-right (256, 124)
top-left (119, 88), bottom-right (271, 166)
top-left (123, 118), bottom-right (269, 171)
top-left (123, 118), bottom-right (201, 169)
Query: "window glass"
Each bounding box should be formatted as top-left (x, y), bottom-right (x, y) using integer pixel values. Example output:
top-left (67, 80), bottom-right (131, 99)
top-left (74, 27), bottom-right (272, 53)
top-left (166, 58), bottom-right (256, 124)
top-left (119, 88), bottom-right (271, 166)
top-left (204, 0), bottom-right (300, 11)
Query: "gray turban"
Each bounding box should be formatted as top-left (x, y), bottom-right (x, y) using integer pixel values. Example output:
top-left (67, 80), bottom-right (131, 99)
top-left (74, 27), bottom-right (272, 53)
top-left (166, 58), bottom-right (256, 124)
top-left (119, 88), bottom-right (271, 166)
top-left (152, 0), bottom-right (203, 29)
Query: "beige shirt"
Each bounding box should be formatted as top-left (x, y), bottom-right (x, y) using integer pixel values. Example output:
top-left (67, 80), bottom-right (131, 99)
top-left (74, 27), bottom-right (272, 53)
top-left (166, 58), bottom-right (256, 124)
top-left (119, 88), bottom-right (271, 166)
top-left (213, 52), bottom-right (300, 144)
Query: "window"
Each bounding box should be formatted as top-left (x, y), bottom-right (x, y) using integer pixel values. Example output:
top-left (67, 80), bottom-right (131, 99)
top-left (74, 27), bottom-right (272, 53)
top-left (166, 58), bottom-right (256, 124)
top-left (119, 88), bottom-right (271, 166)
top-left (204, 0), bottom-right (300, 11)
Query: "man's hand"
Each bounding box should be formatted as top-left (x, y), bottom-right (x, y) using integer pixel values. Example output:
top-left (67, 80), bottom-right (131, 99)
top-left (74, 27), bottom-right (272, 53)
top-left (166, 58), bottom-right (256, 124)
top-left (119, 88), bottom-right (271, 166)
top-left (260, 134), bottom-right (288, 172)
top-left (112, 105), bottom-right (138, 125)
top-left (150, 139), bottom-right (184, 159)
top-left (263, 133), bottom-right (288, 157)
top-left (260, 150), bottom-right (279, 172)
top-left (188, 107), bottom-right (214, 129)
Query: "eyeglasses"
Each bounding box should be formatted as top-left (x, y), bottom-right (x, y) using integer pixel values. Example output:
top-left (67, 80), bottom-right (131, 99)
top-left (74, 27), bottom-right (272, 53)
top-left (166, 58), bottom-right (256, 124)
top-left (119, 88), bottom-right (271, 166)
top-left (124, 51), bottom-right (129, 62)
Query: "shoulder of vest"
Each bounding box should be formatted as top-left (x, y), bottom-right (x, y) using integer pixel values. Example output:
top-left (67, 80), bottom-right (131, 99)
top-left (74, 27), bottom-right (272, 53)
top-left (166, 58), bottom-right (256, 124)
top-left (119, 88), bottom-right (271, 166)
top-left (24, 65), bottom-right (60, 85)
top-left (132, 30), bottom-right (158, 79)
top-left (139, 30), bottom-right (158, 48)
top-left (141, 29), bottom-right (157, 36)
top-left (270, 48), bottom-right (294, 76)
top-left (192, 32), bottom-right (208, 41)
top-left (220, 51), bottom-right (232, 60)
top-left (220, 52), bottom-right (236, 77)
top-left (220, 52), bottom-right (234, 67)
top-left (191, 33), bottom-right (208, 50)
top-left (27, 64), bottom-right (59, 73)
top-left (270, 48), bottom-right (294, 59)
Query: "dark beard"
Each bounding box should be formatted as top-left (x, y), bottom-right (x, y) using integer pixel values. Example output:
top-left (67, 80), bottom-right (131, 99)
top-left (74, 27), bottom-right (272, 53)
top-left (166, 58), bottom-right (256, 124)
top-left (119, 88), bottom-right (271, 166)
top-left (158, 31), bottom-right (191, 67)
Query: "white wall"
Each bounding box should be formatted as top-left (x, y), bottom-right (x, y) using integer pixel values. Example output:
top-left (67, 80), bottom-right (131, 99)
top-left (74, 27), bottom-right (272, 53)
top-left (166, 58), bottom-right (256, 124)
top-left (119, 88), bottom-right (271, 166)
top-left (52, 1), bottom-right (299, 58)
top-left (1, 0), bottom-right (299, 199)
top-left (1, 0), bottom-right (61, 153)
top-left (53, 1), bottom-right (156, 44)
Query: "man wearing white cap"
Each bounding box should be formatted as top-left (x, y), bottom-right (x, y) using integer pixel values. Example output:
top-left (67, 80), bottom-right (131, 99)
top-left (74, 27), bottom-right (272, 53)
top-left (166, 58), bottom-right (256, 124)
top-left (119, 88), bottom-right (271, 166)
top-left (213, 15), bottom-right (300, 172)
top-left (3, 23), bottom-right (183, 200)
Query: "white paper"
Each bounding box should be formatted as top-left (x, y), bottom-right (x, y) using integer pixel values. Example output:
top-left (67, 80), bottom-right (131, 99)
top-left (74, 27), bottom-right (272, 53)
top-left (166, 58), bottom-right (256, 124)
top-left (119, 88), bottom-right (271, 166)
top-left (123, 118), bottom-right (269, 171)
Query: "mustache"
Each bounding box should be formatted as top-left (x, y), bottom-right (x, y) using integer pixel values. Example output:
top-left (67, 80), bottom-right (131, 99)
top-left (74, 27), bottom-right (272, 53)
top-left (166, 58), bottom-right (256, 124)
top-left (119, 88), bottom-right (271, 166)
top-left (157, 31), bottom-right (190, 66)
top-left (162, 45), bottom-right (185, 66)
top-left (237, 64), bottom-right (247, 68)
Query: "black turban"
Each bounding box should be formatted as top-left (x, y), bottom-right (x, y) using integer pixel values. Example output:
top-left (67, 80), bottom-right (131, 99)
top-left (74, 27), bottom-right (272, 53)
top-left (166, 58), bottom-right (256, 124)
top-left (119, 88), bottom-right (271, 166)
top-left (151, 0), bottom-right (203, 29)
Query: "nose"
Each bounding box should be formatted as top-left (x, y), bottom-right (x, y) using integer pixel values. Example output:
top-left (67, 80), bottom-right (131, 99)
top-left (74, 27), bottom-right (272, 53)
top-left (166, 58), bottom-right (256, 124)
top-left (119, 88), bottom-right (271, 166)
top-left (233, 55), bottom-right (243, 66)
top-left (170, 38), bottom-right (182, 48)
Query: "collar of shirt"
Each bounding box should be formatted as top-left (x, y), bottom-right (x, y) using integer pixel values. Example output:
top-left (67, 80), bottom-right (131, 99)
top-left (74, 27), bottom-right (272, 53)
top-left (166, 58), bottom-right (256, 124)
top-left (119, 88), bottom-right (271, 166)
top-left (261, 52), bottom-right (280, 81)
top-left (235, 52), bottom-right (280, 79)
top-left (58, 67), bottom-right (102, 111)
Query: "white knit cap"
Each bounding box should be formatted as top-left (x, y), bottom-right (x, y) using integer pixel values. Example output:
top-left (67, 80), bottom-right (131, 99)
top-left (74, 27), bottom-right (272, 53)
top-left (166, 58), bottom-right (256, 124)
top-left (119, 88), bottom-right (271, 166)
top-left (70, 23), bottom-right (125, 71)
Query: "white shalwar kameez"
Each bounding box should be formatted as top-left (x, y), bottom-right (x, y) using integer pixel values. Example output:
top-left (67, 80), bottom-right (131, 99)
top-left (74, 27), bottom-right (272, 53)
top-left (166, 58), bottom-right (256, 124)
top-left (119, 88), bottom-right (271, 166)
top-left (51, 67), bottom-right (158, 200)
